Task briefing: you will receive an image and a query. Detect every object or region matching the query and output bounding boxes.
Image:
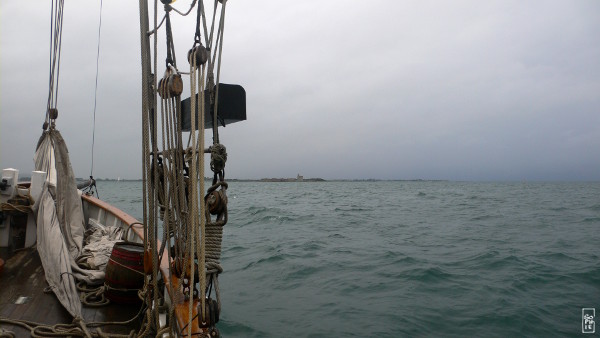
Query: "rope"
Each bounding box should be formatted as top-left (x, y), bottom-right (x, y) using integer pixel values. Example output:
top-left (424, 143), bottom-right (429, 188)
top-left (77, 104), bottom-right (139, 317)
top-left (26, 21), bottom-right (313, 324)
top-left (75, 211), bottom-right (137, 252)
top-left (198, 50), bottom-right (208, 328)
top-left (137, 1), bottom-right (231, 335)
top-left (0, 202), bottom-right (32, 214)
top-left (171, 0), bottom-right (197, 17)
top-left (0, 316), bottom-right (137, 338)
top-left (106, 257), bottom-right (145, 276)
top-left (189, 47), bottom-right (199, 335)
top-left (73, 317), bottom-right (93, 338)
top-left (194, 0), bottom-right (202, 45)
top-left (151, 10), bottom-right (160, 334)
top-left (1, 282), bottom-right (146, 335)
top-left (90, 0), bottom-right (103, 178)
top-left (45, 0), bottom-right (65, 128)
top-left (77, 281), bottom-right (110, 307)
top-left (123, 222), bottom-right (145, 241)
top-left (138, 0), bottom-right (159, 334)
top-left (0, 328), bottom-right (15, 338)
top-left (212, 0), bottom-right (227, 144)
top-left (146, 14), bottom-right (166, 36)
top-left (164, 8), bottom-right (174, 67)
top-left (189, 40), bottom-right (210, 331)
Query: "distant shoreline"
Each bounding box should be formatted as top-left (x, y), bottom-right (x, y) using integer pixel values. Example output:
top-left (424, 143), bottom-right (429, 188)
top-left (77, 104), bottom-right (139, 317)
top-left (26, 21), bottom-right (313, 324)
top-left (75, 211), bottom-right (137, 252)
top-left (83, 178), bottom-right (448, 183)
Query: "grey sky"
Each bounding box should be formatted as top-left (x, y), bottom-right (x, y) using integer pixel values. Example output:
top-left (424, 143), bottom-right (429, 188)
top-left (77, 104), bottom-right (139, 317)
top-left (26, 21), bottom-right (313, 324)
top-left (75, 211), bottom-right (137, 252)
top-left (1, 1), bottom-right (599, 181)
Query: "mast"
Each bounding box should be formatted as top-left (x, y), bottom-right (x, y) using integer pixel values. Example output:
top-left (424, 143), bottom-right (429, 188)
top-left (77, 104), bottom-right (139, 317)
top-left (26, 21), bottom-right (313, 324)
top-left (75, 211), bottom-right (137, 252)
top-left (139, 0), bottom-right (164, 333)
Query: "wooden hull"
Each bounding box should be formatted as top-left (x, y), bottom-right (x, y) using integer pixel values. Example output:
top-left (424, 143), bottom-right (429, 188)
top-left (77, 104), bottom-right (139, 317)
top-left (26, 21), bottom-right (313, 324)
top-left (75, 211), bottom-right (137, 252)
top-left (1, 184), bottom-right (208, 337)
top-left (0, 194), bottom-right (146, 336)
top-left (82, 194), bottom-right (209, 335)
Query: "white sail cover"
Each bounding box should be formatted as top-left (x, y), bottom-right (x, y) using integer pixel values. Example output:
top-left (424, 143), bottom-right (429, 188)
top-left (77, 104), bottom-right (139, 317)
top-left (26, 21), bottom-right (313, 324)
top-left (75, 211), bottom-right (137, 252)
top-left (33, 130), bottom-right (104, 318)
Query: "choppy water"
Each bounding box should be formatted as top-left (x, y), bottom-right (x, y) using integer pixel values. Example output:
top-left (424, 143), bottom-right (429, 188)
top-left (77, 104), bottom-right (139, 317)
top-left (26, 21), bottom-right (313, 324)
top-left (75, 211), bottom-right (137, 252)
top-left (98, 180), bottom-right (600, 337)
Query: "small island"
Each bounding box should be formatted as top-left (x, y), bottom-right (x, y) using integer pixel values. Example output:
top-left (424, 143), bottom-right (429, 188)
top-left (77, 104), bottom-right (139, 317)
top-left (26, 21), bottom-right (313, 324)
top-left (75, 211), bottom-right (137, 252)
top-left (258, 174), bottom-right (323, 182)
top-left (230, 174), bottom-right (325, 182)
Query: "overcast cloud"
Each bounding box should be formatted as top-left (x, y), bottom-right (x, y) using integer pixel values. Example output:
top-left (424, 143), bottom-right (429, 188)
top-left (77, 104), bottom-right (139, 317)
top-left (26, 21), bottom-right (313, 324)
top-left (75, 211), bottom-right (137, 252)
top-left (1, 1), bottom-right (599, 181)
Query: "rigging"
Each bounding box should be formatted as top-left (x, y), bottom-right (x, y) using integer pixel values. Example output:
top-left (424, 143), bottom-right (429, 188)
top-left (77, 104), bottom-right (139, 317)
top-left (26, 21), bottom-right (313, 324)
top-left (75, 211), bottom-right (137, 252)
top-left (44, 0), bottom-right (65, 130)
top-left (138, 0), bottom-right (243, 335)
top-left (90, 0), bottom-right (104, 183)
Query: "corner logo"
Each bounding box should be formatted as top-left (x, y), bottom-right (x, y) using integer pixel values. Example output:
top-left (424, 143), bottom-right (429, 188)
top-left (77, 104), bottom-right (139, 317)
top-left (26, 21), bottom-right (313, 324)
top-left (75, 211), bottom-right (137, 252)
top-left (583, 308), bottom-right (595, 333)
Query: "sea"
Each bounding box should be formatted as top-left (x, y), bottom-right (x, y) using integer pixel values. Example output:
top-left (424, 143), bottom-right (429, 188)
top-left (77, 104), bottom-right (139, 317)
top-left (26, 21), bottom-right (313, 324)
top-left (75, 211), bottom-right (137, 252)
top-left (98, 180), bottom-right (600, 337)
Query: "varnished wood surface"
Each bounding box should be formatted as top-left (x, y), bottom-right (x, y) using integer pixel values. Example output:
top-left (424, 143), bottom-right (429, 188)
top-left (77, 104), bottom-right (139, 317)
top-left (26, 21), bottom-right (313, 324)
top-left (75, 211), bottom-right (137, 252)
top-left (170, 274), bottom-right (208, 336)
top-left (82, 194), bottom-right (140, 227)
top-left (0, 248), bottom-right (141, 336)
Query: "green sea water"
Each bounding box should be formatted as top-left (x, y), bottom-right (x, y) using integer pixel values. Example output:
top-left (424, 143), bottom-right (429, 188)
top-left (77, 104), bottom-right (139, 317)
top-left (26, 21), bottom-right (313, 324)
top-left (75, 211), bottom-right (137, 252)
top-left (98, 180), bottom-right (600, 337)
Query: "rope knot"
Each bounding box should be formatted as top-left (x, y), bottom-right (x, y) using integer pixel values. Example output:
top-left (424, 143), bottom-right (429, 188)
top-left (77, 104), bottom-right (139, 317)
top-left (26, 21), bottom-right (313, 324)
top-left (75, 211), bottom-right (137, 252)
top-left (209, 143), bottom-right (227, 173)
top-left (72, 316), bottom-right (83, 325)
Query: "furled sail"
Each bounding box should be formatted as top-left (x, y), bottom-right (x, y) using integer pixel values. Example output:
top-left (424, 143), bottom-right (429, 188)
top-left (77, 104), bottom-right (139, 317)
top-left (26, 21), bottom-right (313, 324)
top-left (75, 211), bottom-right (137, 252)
top-left (33, 130), bottom-right (106, 318)
top-left (35, 185), bottom-right (82, 318)
top-left (33, 130), bottom-right (83, 318)
top-left (34, 131), bottom-right (85, 259)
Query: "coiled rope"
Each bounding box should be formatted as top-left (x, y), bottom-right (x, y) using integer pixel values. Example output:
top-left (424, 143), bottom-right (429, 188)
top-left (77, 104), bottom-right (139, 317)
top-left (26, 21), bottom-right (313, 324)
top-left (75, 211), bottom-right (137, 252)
top-left (0, 315), bottom-right (141, 338)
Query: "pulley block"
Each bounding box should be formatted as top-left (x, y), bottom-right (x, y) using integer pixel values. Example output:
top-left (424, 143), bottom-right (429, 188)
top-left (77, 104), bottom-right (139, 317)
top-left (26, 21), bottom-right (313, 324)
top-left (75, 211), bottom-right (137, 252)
top-left (158, 72), bottom-right (183, 98)
top-left (198, 298), bottom-right (220, 327)
top-left (206, 190), bottom-right (227, 216)
top-left (48, 108), bottom-right (58, 120)
top-left (188, 44), bottom-right (208, 67)
top-left (171, 257), bottom-right (199, 283)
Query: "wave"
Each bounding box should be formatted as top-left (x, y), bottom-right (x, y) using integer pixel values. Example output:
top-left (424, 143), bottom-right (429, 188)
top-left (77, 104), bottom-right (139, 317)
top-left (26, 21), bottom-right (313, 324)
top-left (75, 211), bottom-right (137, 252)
top-left (402, 266), bottom-right (455, 283)
top-left (240, 252), bottom-right (287, 270)
top-left (589, 204), bottom-right (600, 211)
top-left (333, 206), bottom-right (371, 212)
top-left (218, 318), bottom-right (266, 338)
top-left (105, 180), bottom-right (600, 336)
top-left (469, 214), bottom-right (500, 221)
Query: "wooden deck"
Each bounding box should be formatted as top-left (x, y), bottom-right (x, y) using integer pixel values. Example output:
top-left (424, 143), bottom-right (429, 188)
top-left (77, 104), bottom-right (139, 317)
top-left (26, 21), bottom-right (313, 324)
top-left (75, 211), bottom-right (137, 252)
top-left (0, 247), bottom-right (141, 336)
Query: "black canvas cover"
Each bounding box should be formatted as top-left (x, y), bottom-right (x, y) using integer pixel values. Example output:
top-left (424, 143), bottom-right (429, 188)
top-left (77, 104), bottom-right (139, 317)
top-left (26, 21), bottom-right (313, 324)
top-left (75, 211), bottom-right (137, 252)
top-left (181, 83), bottom-right (246, 131)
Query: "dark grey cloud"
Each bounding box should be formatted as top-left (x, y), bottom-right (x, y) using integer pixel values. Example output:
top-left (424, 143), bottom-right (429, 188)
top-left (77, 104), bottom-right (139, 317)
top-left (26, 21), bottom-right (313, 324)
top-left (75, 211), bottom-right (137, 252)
top-left (1, 0), bottom-right (599, 181)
